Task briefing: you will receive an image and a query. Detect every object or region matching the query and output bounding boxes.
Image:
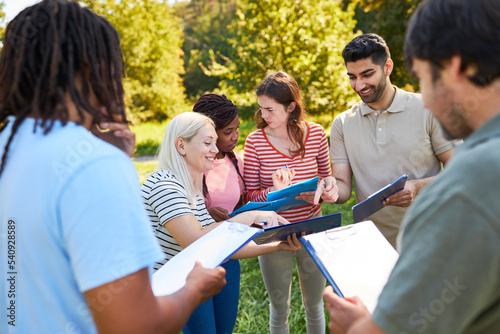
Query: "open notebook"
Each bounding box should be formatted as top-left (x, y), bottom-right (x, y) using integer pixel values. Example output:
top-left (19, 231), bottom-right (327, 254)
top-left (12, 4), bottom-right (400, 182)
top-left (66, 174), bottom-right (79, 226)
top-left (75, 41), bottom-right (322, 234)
top-left (300, 221), bottom-right (398, 313)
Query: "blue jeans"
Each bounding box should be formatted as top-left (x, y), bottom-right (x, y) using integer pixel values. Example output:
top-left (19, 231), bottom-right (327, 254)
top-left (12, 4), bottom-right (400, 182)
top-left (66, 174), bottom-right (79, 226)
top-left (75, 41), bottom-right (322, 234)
top-left (183, 259), bottom-right (240, 334)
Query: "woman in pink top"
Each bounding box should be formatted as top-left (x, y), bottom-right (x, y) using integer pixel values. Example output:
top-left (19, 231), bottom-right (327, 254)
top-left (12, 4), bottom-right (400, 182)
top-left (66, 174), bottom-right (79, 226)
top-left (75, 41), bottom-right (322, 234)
top-left (244, 71), bottom-right (338, 334)
top-left (192, 93), bottom-right (245, 333)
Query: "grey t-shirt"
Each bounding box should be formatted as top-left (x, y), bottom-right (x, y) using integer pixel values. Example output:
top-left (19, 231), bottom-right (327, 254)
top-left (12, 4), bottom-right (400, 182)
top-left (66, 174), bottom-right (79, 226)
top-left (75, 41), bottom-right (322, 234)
top-left (373, 113), bottom-right (500, 333)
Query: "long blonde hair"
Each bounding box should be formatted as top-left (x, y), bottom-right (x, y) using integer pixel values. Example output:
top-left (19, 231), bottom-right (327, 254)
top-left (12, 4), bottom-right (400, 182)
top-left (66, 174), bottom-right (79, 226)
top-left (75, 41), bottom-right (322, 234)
top-left (156, 112), bottom-right (214, 203)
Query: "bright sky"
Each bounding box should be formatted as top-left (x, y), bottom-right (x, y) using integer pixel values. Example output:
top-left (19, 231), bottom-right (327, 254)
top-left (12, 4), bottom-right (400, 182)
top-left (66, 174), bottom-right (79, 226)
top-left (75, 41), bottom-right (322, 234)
top-left (4, 0), bottom-right (41, 22)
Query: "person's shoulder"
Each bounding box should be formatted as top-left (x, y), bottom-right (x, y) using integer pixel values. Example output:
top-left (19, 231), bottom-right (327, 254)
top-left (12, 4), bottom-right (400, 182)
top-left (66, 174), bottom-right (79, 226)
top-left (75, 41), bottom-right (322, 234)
top-left (334, 102), bottom-right (363, 123)
top-left (397, 87), bottom-right (425, 108)
top-left (144, 169), bottom-right (180, 187)
top-left (59, 122), bottom-right (130, 160)
top-left (46, 122), bottom-right (134, 180)
top-left (247, 128), bottom-right (264, 138)
top-left (246, 128), bottom-right (266, 144)
top-left (307, 121), bottom-right (327, 135)
top-left (398, 87), bottom-right (422, 99)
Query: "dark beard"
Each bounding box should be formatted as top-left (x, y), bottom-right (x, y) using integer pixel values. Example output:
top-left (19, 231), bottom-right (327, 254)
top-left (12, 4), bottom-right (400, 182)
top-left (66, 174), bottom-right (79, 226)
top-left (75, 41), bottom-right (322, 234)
top-left (359, 76), bottom-right (387, 104)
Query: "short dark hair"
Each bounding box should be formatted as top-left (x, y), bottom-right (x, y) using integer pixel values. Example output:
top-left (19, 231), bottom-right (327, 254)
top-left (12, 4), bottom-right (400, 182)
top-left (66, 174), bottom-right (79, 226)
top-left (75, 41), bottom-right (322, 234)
top-left (405, 0), bottom-right (500, 86)
top-left (0, 0), bottom-right (125, 177)
top-left (342, 33), bottom-right (391, 67)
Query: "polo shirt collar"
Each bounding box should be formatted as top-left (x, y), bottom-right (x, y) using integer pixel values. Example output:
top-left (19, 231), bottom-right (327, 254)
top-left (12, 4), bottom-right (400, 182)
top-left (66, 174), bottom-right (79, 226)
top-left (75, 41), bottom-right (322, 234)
top-left (360, 86), bottom-right (405, 116)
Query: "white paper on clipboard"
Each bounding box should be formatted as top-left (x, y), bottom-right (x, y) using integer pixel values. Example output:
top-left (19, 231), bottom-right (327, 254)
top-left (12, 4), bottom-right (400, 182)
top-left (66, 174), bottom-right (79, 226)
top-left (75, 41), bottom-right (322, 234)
top-left (152, 221), bottom-right (262, 296)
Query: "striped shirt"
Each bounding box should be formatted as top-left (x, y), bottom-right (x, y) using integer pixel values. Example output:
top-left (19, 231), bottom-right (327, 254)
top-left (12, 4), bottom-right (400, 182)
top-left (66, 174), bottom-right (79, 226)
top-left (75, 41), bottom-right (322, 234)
top-left (243, 122), bottom-right (332, 223)
top-left (141, 169), bottom-right (216, 270)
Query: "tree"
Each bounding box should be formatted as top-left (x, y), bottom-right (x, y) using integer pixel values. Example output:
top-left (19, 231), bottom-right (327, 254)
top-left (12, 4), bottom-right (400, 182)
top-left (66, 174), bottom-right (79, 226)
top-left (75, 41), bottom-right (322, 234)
top-left (352, 0), bottom-right (421, 89)
top-left (173, 0), bottom-right (237, 100)
top-left (0, 1), bottom-right (5, 47)
top-left (203, 0), bottom-right (359, 119)
top-left (82, 0), bottom-right (186, 122)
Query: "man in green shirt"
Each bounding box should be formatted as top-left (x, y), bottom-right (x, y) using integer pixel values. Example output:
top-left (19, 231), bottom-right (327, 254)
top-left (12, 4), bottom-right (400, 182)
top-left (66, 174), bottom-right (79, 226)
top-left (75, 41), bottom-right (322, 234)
top-left (323, 0), bottom-right (500, 333)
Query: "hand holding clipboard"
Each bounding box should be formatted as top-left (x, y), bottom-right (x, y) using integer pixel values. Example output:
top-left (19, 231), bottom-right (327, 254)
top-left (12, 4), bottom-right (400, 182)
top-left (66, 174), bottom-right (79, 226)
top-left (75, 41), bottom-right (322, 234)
top-left (300, 221), bottom-right (398, 313)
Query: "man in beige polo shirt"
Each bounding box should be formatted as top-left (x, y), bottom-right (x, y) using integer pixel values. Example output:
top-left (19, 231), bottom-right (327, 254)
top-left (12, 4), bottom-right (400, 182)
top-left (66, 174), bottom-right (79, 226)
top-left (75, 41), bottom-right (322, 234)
top-left (328, 33), bottom-right (456, 248)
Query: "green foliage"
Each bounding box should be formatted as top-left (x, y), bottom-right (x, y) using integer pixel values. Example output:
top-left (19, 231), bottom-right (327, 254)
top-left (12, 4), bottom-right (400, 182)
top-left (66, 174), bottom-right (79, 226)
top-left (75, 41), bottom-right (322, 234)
top-left (174, 0), bottom-right (237, 100)
top-left (352, 0), bottom-right (421, 89)
top-left (0, 1), bottom-right (5, 47)
top-left (81, 0), bottom-right (187, 122)
top-left (134, 160), bottom-right (158, 184)
top-left (133, 120), bottom-right (168, 156)
top-left (203, 0), bottom-right (360, 118)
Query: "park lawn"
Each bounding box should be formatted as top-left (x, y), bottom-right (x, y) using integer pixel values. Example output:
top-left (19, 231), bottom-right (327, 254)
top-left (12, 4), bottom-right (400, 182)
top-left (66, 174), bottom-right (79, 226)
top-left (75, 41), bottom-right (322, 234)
top-left (133, 158), bottom-right (355, 333)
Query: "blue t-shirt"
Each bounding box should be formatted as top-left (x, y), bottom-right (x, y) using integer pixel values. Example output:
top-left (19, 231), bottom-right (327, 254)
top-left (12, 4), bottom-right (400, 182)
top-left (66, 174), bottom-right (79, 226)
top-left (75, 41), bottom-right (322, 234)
top-left (0, 117), bottom-right (163, 333)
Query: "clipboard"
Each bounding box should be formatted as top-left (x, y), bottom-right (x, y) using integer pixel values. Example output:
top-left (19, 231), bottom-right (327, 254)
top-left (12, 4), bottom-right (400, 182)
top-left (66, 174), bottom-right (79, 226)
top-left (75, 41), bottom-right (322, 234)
top-left (266, 177), bottom-right (320, 212)
top-left (352, 174), bottom-right (408, 223)
top-left (300, 221), bottom-right (398, 313)
top-left (252, 213), bottom-right (342, 245)
top-left (229, 198), bottom-right (289, 217)
top-left (152, 221), bottom-right (263, 296)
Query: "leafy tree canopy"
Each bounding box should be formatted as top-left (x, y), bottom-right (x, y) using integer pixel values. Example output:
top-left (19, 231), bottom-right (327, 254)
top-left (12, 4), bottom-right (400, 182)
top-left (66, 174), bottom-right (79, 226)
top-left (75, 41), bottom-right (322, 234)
top-left (352, 0), bottom-right (420, 89)
top-left (174, 0), bottom-right (237, 100)
top-left (82, 0), bottom-right (187, 122)
top-left (202, 0), bottom-right (360, 120)
top-left (0, 1), bottom-right (5, 46)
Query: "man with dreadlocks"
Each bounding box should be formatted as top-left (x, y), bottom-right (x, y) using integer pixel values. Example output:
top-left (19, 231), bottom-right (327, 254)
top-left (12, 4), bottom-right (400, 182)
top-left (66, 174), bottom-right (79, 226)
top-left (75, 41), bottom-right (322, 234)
top-left (0, 1), bottom-right (225, 333)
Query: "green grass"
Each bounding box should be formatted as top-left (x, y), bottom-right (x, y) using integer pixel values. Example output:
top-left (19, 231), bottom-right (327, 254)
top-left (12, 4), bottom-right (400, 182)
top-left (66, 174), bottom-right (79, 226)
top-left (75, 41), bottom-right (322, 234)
top-left (134, 160), bottom-right (355, 333)
top-left (133, 160), bottom-right (158, 184)
top-left (132, 120), bottom-right (169, 157)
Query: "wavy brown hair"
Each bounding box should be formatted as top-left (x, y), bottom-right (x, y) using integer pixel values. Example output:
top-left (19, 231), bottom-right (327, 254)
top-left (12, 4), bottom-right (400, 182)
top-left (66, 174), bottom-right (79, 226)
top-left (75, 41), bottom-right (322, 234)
top-left (255, 71), bottom-right (307, 158)
top-left (0, 0), bottom-right (126, 177)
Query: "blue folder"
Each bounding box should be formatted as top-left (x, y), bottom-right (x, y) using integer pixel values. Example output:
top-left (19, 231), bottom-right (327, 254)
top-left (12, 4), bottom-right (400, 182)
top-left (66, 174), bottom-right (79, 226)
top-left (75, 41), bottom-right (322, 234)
top-left (352, 174), bottom-right (408, 223)
top-left (252, 212), bottom-right (342, 245)
top-left (266, 177), bottom-right (320, 212)
top-left (229, 198), bottom-right (289, 217)
top-left (229, 177), bottom-right (320, 217)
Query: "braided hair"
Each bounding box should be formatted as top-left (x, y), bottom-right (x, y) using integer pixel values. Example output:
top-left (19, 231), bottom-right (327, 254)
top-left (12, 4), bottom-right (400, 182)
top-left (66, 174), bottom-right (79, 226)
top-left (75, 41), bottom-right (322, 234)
top-left (0, 0), bottom-right (126, 178)
top-left (193, 94), bottom-right (245, 200)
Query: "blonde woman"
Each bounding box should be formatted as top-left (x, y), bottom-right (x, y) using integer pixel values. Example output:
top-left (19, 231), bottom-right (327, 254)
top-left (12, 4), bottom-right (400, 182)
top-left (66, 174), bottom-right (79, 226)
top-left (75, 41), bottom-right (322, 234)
top-left (141, 112), bottom-right (302, 334)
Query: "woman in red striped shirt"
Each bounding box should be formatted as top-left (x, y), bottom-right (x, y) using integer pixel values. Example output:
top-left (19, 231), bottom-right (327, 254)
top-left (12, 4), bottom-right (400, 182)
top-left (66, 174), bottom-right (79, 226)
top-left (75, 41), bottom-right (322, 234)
top-left (243, 71), bottom-right (338, 334)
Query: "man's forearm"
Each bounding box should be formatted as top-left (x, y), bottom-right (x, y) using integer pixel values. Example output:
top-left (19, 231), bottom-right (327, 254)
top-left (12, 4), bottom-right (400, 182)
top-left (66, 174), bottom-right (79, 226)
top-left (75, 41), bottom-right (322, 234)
top-left (336, 179), bottom-right (352, 204)
top-left (411, 176), bottom-right (436, 195)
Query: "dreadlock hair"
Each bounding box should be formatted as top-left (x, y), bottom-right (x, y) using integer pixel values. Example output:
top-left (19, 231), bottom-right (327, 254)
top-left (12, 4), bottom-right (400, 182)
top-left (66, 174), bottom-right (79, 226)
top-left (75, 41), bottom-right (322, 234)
top-left (0, 0), bottom-right (126, 178)
top-left (255, 71), bottom-right (307, 159)
top-left (193, 93), bottom-right (245, 201)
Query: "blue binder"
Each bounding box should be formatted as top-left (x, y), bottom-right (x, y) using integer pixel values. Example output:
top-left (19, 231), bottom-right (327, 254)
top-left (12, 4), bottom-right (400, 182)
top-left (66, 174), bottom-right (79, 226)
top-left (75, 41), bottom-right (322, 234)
top-left (352, 174), bottom-right (408, 223)
top-left (252, 212), bottom-right (342, 245)
top-left (266, 177), bottom-right (320, 212)
top-left (229, 198), bottom-right (289, 217)
top-left (229, 177), bottom-right (320, 217)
